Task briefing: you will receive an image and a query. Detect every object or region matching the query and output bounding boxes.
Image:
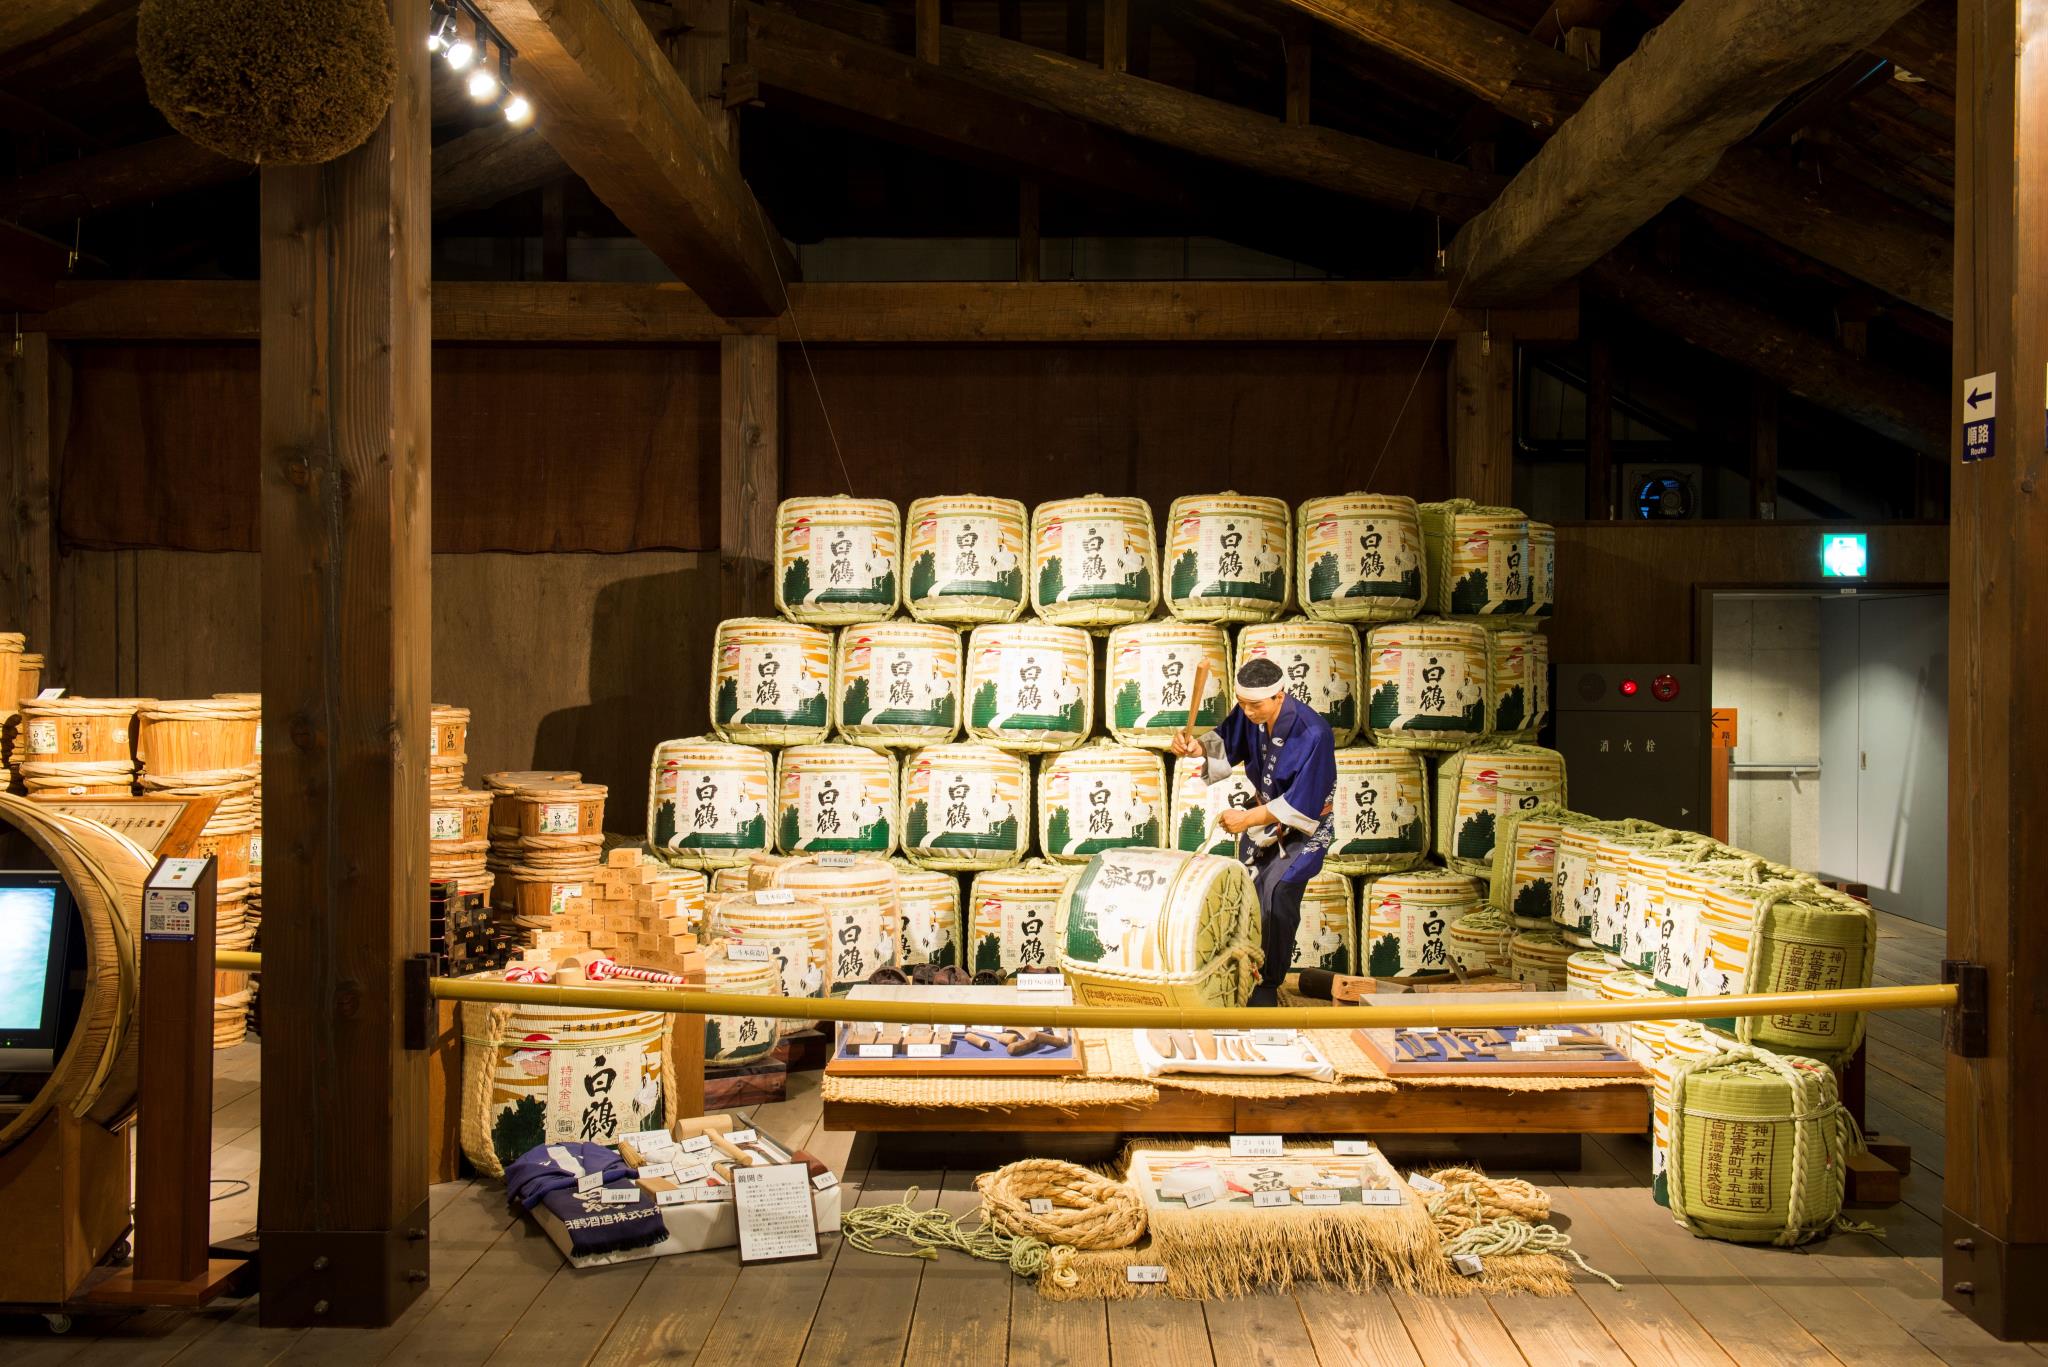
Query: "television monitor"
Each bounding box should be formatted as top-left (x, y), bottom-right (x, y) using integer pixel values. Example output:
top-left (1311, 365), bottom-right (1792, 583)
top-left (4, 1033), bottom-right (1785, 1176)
top-left (0, 871), bottom-right (75, 1073)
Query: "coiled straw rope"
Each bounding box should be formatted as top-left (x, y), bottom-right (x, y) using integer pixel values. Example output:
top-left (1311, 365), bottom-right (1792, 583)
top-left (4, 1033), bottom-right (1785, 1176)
top-left (841, 1187), bottom-right (1074, 1283)
top-left (1423, 1167), bottom-right (1621, 1289)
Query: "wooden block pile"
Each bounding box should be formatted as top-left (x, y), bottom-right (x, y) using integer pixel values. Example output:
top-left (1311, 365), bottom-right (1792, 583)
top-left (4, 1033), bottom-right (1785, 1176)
top-left (519, 847), bottom-right (706, 978)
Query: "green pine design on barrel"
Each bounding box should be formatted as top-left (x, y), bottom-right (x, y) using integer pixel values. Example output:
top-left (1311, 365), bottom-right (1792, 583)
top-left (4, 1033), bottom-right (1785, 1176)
top-left (715, 676), bottom-right (740, 724)
top-left (1339, 815), bottom-right (1423, 857)
top-left (1113, 680), bottom-right (1144, 729)
top-left (1449, 567), bottom-right (1490, 615)
top-left (933, 814), bottom-right (1018, 850)
top-left (1317, 944), bottom-right (1345, 972)
top-left (491, 1095), bottom-right (547, 1169)
top-left (973, 932), bottom-right (1003, 975)
top-left (781, 558), bottom-right (810, 607)
top-left (1455, 810), bottom-right (1496, 861)
top-left (1308, 552), bottom-right (1341, 603)
top-left (1327, 693), bottom-right (1356, 733)
top-left (1169, 549), bottom-right (1199, 601)
top-left (1047, 807), bottom-right (1073, 853)
top-left (1175, 807), bottom-right (1206, 851)
top-left (908, 551), bottom-right (937, 603)
top-left (1038, 555), bottom-right (1065, 603)
top-left (970, 680), bottom-right (1000, 728)
top-left (777, 806), bottom-right (800, 850)
top-left (742, 690), bottom-right (827, 729)
top-left (1496, 685), bottom-right (1526, 734)
top-left (904, 799), bottom-right (929, 849)
top-left (653, 798), bottom-right (679, 849)
top-left (1367, 931), bottom-right (1401, 977)
top-left (682, 811), bottom-right (766, 849)
top-left (1369, 681), bottom-right (1400, 730)
top-left (1513, 879), bottom-right (1552, 920)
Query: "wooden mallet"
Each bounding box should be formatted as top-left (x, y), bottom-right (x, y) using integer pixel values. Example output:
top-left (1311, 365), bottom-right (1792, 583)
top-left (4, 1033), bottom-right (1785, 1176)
top-left (1182, 661), bottom-right (1214, 747)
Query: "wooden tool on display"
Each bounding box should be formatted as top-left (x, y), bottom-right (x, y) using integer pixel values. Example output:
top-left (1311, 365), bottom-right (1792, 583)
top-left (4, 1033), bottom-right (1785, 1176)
top-left (1182, 662), bottom-right (1213, 745)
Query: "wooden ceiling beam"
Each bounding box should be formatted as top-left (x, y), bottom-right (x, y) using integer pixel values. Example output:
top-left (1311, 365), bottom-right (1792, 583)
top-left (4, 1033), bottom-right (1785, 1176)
top-left (0, 134), bottom-right (244, 229)
top-left (1866, 0), bottom-right (1953, 97)
top-left (1273, 0), bottom-right (1951, 317)
top-left (927, 19), bottom-right (1499, 219)
top-left (736, 3), bottom-right (1194, 209)
top-left (432, 123), bottom-right (571, 217)
top-left (473, 0), bottom-right (794, 316)
top-left (1587, 253), bottom-right (1944, 458)
top-left (0, 0), bottom-right (123, 62)
top-left (24, 277), bottom-right (1579, 343)
top-left (1447, 0), bottom-right (1925, 305)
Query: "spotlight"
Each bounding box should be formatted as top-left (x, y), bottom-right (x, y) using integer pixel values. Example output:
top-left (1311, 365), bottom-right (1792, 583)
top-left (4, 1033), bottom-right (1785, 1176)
top-left (467, 66), bottom-right (499, 100)
top-left (503, 94), bottom-right (532, 126)
top-left (427, 12), bottom-right (454, 52)
top-left (445, 35), bottom-right (476, 70)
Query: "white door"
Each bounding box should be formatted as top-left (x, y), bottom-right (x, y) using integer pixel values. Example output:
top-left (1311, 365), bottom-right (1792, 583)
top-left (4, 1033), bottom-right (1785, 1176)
top-left (1853, 594), bottom-right (1948, 927)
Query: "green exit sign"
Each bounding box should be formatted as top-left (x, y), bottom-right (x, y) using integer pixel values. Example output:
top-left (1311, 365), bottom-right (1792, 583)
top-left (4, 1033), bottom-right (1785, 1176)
top-left (1820, 533), bottom-right (1868, 579)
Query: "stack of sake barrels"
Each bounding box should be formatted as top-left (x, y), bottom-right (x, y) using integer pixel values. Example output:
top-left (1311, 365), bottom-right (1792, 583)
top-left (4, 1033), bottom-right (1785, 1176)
top-left (485, 771), bottom-right (608, 945)
top-left (212, 693), bottom-right (262, 936)
top-left (652, 489), bottom-right (1562, 1004)
top-left (135, 696), bottom-right (262, 1047)
top-left (18, 694), bottom-right (152, 798)
top-left (0, 636), bottom-right (29, 790)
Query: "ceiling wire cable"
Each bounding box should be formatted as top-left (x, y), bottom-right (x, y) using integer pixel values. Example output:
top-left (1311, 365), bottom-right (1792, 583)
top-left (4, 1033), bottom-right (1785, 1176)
top-left (750, 190), bottom-right (854, 497)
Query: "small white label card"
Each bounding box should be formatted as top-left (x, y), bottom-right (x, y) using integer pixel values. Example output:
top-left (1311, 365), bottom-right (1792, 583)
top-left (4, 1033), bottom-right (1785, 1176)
top-left (812, 1171), bottom-right (840, 1192)
top-left (674, 1162), bottom-right (714, 1185)
top-left (576, 1171), bottom-right (604, 1194)
top-left (1408, 1172), bottom-right (1446, 1193)
top-left (1359, 1189), bottom-right (1404, 1206)
top-left (756, 889), bottom-right (797, 905)
top-left (1028, 1197), bottom-right (1055, 1216)
top-left (1252, 1189), bottom-right (1291, 1208)
top-left (726, 943), bottom-right (773, 962)
top-left (1126, 1265), bottom-right (1168, 1284)
top-left (1229, 1134), bottom-right (1284, 1158)
top-left (1454, 1253), bottom-right (1485, 1276)
top-left (858, 1044), bottom-right (895, 1059)
top-left (1332, 1139), bottom-right (1373, 1156)
top-left (1300, 1188), bottom-right (1342, 1207)
top-left (1510, 1038), bottom-right (1545, 1053)
top-left (638, 1162), bottom-right (675, 1180)
top-left (36, 687), bottom-right (65, 701)
top-left (599, 1187), bottom-right (639, 1205)
top-left (907, 1043), bottom-right (943, 1059)
top-left (680, 1134), bottom-right (714, 1154)
top-left (1181, 1184), bottom-right (1217, 1209)
top-left (817, 853), bottom-right (857, 867)
top-left (656, 1188), bottom-right (687, 1208)
top-left (1016, 972), bottom-right (1065, 991)
top-left (728, 1129), bottom-right (758, 1145)
top-left (734, 1163), bottom-right (822, 1265)
top-left (1250, 1029), bottom-right (1296, 1047)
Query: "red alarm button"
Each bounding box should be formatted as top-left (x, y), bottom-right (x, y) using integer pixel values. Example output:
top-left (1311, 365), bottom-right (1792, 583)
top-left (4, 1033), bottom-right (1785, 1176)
top-left (1652, 674), bottom-right (1681, 702)
top-left (1619, 678), bottom-right (1640, 697)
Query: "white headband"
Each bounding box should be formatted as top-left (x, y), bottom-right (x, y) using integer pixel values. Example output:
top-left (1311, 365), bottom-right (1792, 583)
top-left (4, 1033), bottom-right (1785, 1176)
top-left (1236, 681), bottom-right (1284, 701)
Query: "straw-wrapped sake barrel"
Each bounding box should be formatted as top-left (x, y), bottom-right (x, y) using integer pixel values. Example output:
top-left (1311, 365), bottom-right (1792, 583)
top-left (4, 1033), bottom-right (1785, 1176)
top-left (1651, 1023), bottom-right (1725, 1206)
top-left (892, 861), bottom-right (963, 968)
top-left (899, 743), bottom-right (1030, 870)
top-left (1418, 500), bottom-right (1532, 622)
top-left (1297, 494), bottom-right (1425, 624)
top-left (1488, 628), bottom-right (1547, 741)
top-left (1360, 870), bottom-right (1479, 978)
top-left (1521, 522), bottom-right (1556, 625)
top-left (769, 855), bottom-right (903, 993)
top-left (709, 889), bottom-right (831, 1017)
top-left (1169, 757), bottom-right (1255, 858)
top-left (1364, 619), bottom-right (1491, 750)
top-left (702, 949), bottom-right (784, 1067)
top-left (1038, 741), bottom-right (1165, 863)
top-left (1030, 495), bottom-right (1158, 628)
top-left (1489, 802), bottom-right (1565, 924)
top-left (711, 618), bottom-right (833, 747)
top-left (904, 495), bottom-right (1028, 624)
top-left (774, 744), bottom-right (898, 856)
top-left (1668, 1047), bottom-right (1849, 1244)
top-left (1326, 746), bottom-right (1429, 875)
top-left (1290, 871), bottom-right (1356, 975)
top-left (833, 620), bottom-right (962, 749)
top-left (1509, 928), bottom-right (1573, 989)
top-left (1696, 876), bottom-right (1875, 1065)
top-left (1104, 621), bottom-right (1229, 748)
top-left (646, 737), bottom-right (773, 870)
top-left (968, 861), bottom-right (1078, 978)
top-left (775, 495), bottom-right (901, 625)
top-left (1236, 618), bottom-right (1362, 746)
top-left (1434, 744), bottom-right (1567, 877)
top-left (459, 989), bottom-right (672, 1177)
top-left (1446, 907), bottom-right (1514, 977)
top-left (963, 620), bottom-right (1093, 752)
top-left (1056, 849), bottom-right (1261, 1009)
top-left (1163, 492), bottom-right (1291, 623)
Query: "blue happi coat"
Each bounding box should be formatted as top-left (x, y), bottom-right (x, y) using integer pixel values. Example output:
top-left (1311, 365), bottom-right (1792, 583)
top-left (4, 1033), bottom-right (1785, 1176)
top-left (1197, 692), bottom-right (1337, 885)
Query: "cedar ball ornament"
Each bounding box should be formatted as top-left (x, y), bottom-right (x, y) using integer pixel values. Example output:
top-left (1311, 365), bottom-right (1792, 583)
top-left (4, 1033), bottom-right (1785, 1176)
top-left (137, 0), bottom-right (399, 166)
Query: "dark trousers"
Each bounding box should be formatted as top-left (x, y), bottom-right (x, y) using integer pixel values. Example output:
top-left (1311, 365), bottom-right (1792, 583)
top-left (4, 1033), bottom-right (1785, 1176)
top-left (1253, 857), bottom-right (1306, 991)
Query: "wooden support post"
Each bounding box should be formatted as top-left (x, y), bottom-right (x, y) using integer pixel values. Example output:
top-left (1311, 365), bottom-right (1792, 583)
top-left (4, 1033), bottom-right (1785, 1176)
top-left (916, 0), bottom-right (940, 64)
top-left (1285, 30), bottom-right (1312, 125)
top-left (719, 334), bottom-right (779, 623)
top-left (1946, 0), bottom-right (2048, 1341)
top-left (1449, 329), bottom-right (1515, 506)
top-left (1, 331), bottom-right (54, 652)
top-left (1103, 0), bottom-right (1128, 74)
top-left (1585, 325), bottom-right (1613, 519)
top-left (1749, 377), bottom-right (1778, 519)
top-left (678, 0), bottom-right (736, 150)
top-left (1018, 178), bottom-right (1041, 283)
top-left (256, 0), bottom-right (432, 1330)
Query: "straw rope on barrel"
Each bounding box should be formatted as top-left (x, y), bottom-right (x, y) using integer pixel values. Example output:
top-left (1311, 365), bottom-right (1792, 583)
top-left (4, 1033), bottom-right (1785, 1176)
top-left (1056, 849), bottom-right (1263, 1010)
top-left (1416, 499), bottom-right (1532, 623)
top-left (20, 696), bottom-right (152, 796)
top-left (1433, 743), bottom-right (1566, 879)
top-left (0, 794), bottom-right (154, 1152)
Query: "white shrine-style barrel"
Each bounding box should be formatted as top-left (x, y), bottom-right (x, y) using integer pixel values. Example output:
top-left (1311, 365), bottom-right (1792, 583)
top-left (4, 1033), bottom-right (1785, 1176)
top-left (774, 743), bottom-right (898, 857)
top-left (1364, 618), bottom-right (1492, 751)
top-left (775, 495), bottom-right (901, 625)
top-left (1296, 493), bottom-right (1425, 624)
top-left (646, 737), bottom-right (773, 870)
top-left (968, 861), bottom-right (1078, 978)
top-left (963, 620), bottom-right (1094, 752)
top-left (1418, 500), bottom-right (1533, 623)
top-left (903, 494), bottom-right (1029, 624)
top-left (898, 743), bottom-right (1031, 870)
top-left (1104, 620), bottom-right (1230, 748)
top-left (1235, 618), bottom-right (1363, 746)
top-left (1055, 848), bottom-right (1262, 1009)
top-left (1037, 741), bottom-right (1166, 864)
top-left (1361, 869), bottom-right (1479, 978)
top-left (1162, 492), bottom-right (1292, 623)
top-left (833, 619), bottom-right (962, 750)
top-left (1326, 746), bottom-right (1430, 876)
top-left (710, 618), bottom-right (833, 747)
top-left (1029, 495), bottom-right (1158, 628)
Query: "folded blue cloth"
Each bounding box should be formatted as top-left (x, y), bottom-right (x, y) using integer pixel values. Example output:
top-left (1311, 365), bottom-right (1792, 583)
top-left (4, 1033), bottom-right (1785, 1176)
top-left (504, 1141), bottom-right (632, 1211)
top-left (504, 1141), bottom-right (667, 1258)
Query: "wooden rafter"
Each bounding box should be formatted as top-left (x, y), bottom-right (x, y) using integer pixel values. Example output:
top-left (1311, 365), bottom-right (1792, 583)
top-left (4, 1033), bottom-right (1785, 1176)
top-left (1446, 0), bottom-right (1926, 306)
top-left (0, 0), bottom-right (124, 62)
top-left (432, 123), bottom-right (571, 217)
top-left (1273, 0), bottom-right (1952, 317)
top-left (473, 0), bottom-right (795, 316)
top-left (0, 135), bottom-right (243, 229)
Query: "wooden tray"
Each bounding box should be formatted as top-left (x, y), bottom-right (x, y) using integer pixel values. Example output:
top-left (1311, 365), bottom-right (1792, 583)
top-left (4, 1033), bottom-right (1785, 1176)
top-left (824, 1022), bottom-right (1083, 1077)
top-left (1352, 1024), bottom-right (1646, 1078)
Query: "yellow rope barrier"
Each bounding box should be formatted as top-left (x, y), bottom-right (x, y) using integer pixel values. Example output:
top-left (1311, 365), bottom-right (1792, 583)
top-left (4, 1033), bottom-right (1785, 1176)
top-left (214, 949), bottom-right (1953, 1031)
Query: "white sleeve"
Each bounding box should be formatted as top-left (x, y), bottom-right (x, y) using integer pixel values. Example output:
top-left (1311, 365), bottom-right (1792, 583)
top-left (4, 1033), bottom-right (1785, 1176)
top-left (1199, 731), bottom-right (1232, 783)
top-left (1266, 795), bottom-right (1321, 836)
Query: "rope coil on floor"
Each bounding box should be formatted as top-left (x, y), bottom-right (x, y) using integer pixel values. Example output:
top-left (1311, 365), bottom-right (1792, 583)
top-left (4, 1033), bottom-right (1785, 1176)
top-left (840, 1187), bottom-right (1072, 1283)
top-left (1423, 1167), bottom-right (1622, 1290)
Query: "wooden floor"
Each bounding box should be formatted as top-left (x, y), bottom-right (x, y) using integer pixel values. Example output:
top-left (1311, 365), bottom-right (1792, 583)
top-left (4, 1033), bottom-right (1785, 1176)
top-left (4, 911), bottom-right (2030, 1366)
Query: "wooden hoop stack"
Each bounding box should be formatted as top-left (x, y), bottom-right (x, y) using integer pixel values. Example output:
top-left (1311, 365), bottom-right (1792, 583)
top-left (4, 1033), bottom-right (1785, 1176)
top-left (0, 794), bottom-right (154, 1153)
top-left (0, 636), bottom-right (27, 792)
top-left (487, 775), bottom-right (607, 936)
top-left (19, 696), bottom-right (152, 797)
top-left (430, 704), bottom-right (471, 794)
top-left (136, 697), bottom-right (262, 1047)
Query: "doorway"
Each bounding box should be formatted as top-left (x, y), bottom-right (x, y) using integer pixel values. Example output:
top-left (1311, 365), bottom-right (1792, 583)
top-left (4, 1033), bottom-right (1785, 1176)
top-left (1705, 588), bottom-right (1948, 927)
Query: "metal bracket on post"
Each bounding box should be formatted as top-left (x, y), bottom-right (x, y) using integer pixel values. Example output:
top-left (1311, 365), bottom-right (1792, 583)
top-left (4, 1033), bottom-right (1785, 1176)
top-left (403, 953), bottom-right (435, 1052)
top-left (1943, 959), bottom-right (1988, 1058)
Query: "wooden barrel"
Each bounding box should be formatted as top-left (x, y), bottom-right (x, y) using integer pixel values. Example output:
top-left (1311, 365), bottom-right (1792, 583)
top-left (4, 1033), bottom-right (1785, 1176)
top-left (20, 697), bottom-right (150, 795)
top-left (903, 494), bottom-right (1029, 624)
top-left (1037, 741), bottom-right (1164, 864)
top-left (769, 855), bottom-right (903, 994)
top-left (1489, 802), bottom-right (1564, 925)
top-left (0, 795), bottom-right (154, 1151)
top-left (430, 704), bottom-right (470, 793)
top-left (1487, 628), bottom-right (1542, 741)
top-left (833, 620), bottom-right (963, 750)
top-left (1105, 620), bottom-right (1230, 749)
top-left (0, 634), bottom-right (27, 717)
top-left (776, 495), bottom-right (902, 625)
top-left (1297, 493), bottom-right (1425, 624)
top-left (490, 781), bottom-right (606, 843)
top-left (701, 949), bottom-right (783, 1067)
top-left (968, 861), bottom-right (1077, 978)
top-left (1030, 495), bottom-right (1158, 628)
top-left (963, 620), bottom-right (1094, 753)
top-left (1651, 1024), bottom-right (1723, 1207)
top-left (136, 698), bottom-right (260, 774)
top-left (1418, 499), bottom-right (1532, 622)
top-left (1056, 849), bottom-right (1261, 1009)
top-left (1163, 492), bottom-right (1292, 623)
top-left (1237, 618), bottom-right (1363, 746)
